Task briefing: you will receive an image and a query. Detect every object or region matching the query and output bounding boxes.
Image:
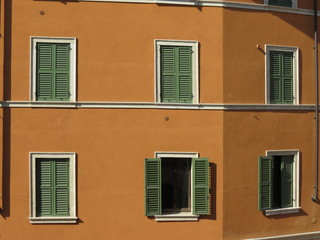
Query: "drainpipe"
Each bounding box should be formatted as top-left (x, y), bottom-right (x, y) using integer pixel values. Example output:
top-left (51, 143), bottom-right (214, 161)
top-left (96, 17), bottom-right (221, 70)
top-left (312, 0), bottom-right (319, 203)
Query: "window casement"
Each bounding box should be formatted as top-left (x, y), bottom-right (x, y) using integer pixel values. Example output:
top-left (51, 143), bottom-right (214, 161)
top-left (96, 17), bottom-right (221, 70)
top-left (145, 152), bottom-right (209, 221)
top-left (31, 37), bottom-right (76, 102)
top-left (30, 153), bottom-right (77, 224)
top-left (265, 45), bottom-right (299, 105)
top-left (266, 0), bottom-right (297, 8)
top-left (155, 40), bottom-right (199, 104)
top-left (258, 150), bottom-right (300, 216)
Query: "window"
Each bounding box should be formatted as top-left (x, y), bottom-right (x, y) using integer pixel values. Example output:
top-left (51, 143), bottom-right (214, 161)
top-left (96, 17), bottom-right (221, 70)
top-left (145, 152), bottom-right (209, 221)
top-left (31, 37), bottom-right (76, 101)
top-left (266, 0), bottom-right (297, 7)
top-left (155, 40), bottom-right (199, 104)
top-left (258, 150), bottom-right (300, 216)
top-left (30, 153), bottom-right (77, 224)
top-left (266, 45), bottom-right (299, 104)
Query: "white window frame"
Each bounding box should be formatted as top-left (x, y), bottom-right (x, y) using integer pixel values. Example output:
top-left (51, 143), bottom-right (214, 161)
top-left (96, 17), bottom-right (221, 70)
top-left (264, 150), bottom-right (300, 216)
top-left (30, 37), bottom-right (77, 102)
top-left (154, 152), bottom-right (199, 222)
top-left (29, 152), bottom-right (77, 224)
top-left (155, 40), bottom-right (199, 104)
top-left (265, 45), bottom-right (299, 105)
top-left (264, 0), bottom-right (298, 8)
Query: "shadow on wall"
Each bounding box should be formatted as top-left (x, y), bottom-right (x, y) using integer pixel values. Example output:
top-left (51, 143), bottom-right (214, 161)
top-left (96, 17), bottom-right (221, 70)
top-left (202, 162), bottom-right (217, 220)
top-left (1, 0), bottom-right (12, 219)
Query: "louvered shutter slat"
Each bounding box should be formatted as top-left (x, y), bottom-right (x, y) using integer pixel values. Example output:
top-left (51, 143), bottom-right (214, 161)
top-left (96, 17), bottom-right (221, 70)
top-left (145, 158), bottom-right (161, 216)
top-left (281, 155), bottom-right (293, 208)
top-left (258, 157), bottom-right (273, 210)
top-left (192, 158), bottom-right (209, 215)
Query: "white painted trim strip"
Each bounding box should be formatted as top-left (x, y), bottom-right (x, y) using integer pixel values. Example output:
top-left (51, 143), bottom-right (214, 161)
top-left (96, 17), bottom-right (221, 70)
top-left (0, 101), bottom-right (317, 111)
top-left (77, 0), bottom-right (319, 16)
top-left (245, 231), bottom-right (320, 240)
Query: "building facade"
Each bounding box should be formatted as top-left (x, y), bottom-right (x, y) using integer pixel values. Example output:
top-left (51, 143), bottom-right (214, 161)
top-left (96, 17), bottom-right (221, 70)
top-left (0, 0), bottom-right (320, 239)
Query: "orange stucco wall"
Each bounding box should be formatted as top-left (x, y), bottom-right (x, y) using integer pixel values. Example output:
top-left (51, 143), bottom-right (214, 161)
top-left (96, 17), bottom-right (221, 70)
top-left (223, 111), bottom-right (317, 240)
top-left (1, 108), bottom-right (223, 240)
top-left (9, 0), bottom-right (223, 103)
top-left (2, 0), bottom-right (320, 239)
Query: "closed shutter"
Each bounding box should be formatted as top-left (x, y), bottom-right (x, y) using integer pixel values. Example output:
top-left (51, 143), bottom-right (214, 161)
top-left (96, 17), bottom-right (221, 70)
top-left (36, 158), bottom-right (70, 217)
top-left (36, 43), bottom-right (70, 101)
top-left (161, 46), bottom-right (192, 103)
top-left (270, 51), bottom-right (293, 104)
top-left (55, 159), bottom-right (70, 216)
top-left (281, 155), bottom-right (293, 208)
top-left (145, 158), bottom-right (161, 216)
top-left (192, 158), bottom-right (209, 215)
top-left (269, 0), bottom-right (292, 7)
top-left (258, 156), bottom-right (273, 211)
top-left (36, 159), bottom-right (53, 216)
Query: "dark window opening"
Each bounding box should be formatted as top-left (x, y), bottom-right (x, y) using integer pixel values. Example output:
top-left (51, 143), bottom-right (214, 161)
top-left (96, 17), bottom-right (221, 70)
top-left (162, 158), bottom-right (191, 212)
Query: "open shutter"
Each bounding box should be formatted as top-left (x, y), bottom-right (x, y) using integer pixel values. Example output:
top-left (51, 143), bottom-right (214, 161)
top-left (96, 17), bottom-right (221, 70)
top-left (192, 158), bottom-right (209, 215)
top-left (37, 43), bottom-right (54, 101)
top-left (258, 156), bottom-right (273, 210)
top-left (55, 44), bottom-right (70, 101)
top-left (54, 159), bottom-right (70, 216)
top-left (281, 155), bottom-right (293, 208)
top-left (36, 159), bottom-right (53, 216)
top-left (145, 158), bottom-right (161, 216)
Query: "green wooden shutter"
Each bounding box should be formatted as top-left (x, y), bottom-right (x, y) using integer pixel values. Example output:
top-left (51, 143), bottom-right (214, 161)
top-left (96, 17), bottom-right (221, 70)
top-left (36, 159), bottom-right (53, 216)
top-left (36, 43), bottom-right (70, 101)
top-left (282, 52), bottom-right (293, 103)
top-left (270, 51), bottom-right (293, 104)
top-left (269, 0), bottom-right (292, 7)
top-left (36, 158), bottom-right (70, 217)
top-left (54, 159), bottom-right (70, 216)
top-left (281, 155), bottom-right (293, 208)
top-left (145, 158), bottom-right (161, 216)
top-left (258, 156), bottom-right (273, 210)
top-left (161, 46), bottom-right (192, 103)
top-left (192, 158), bottom-right (209, 215)
top-left (37, 43), bottom-right (54, 101)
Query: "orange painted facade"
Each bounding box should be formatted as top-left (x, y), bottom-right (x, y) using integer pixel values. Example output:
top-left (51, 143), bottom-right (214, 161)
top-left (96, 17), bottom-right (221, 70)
top-left (1, 0), bottom-right (320, 239)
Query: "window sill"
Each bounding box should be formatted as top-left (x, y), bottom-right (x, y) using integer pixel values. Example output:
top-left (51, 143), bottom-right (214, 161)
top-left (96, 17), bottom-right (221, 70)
top-left (265, 207), bottom-right (300, 216)
top-left (29, 217), bottom-right (78, 224)
top-left (155, 213), bottom-right (199, 222)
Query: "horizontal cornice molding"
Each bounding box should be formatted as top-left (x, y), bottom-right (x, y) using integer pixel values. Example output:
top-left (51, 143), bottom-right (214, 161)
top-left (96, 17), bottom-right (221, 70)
top-left (0, 101), bottom-right (316, 111)
top-left (245, 230), bottom-right (320, 240)
top-left (77, 0), bottom-right (318, 16)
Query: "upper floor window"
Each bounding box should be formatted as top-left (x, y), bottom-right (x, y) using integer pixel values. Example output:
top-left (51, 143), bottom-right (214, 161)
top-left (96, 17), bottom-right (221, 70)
top-left (31, 37), bottom-right (76, 102)
top-left (267, 0), bottom-right (297, 8)
top-left (265, 45), bottom-right (299, 105)
top-left (155, 40), bottom-right (199, 104)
